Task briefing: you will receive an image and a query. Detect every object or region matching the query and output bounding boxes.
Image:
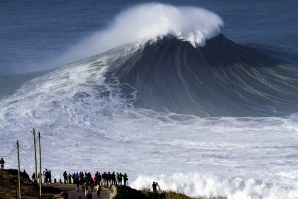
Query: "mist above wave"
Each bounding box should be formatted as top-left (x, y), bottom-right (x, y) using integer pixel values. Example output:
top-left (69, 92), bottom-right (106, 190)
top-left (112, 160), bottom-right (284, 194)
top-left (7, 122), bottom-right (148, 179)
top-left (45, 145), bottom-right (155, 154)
top-left (60, 3), bottom-right (223, 64)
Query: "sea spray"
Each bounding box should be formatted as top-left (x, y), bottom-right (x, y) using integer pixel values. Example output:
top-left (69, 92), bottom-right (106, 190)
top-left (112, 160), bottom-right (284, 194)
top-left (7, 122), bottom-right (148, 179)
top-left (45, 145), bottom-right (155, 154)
top-left (60, 3), bottom-right (223, 63)
top-left (131, 173), bottom-right (298, 199)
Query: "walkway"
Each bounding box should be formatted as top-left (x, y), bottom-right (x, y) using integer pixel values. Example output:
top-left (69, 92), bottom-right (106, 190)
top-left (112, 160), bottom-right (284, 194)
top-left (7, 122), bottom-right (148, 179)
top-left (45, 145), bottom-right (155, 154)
top-left (43, 183), bottom-right (112, 199)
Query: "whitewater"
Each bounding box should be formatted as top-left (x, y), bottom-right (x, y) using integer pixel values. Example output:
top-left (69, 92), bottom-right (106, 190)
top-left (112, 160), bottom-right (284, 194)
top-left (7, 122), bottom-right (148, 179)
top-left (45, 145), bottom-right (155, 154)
top-left (1, 3), bottom-right (298, 199)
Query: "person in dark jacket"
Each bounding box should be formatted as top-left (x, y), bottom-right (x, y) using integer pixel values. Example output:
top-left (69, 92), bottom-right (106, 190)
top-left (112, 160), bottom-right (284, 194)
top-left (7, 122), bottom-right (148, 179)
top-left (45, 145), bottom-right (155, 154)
top-left (63, 171), bottom-right (67, 184)
top-left (123, 173), bottom-right (128, 186)
top-left (32, 172), bottom-right (36, 184)
top-left (152, 182), bottom-right (158, 192)
top-left (0, 158), bottom-right (5, 169)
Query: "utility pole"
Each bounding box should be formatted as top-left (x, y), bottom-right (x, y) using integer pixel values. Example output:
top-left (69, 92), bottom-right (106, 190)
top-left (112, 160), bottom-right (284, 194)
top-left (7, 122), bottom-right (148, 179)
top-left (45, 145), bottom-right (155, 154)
top-left (38, 131), bottom-right (42, 198)
top-left (32, 128), bottom-right (37, 183)
top-left (17, 140), bottom-right (21, 199)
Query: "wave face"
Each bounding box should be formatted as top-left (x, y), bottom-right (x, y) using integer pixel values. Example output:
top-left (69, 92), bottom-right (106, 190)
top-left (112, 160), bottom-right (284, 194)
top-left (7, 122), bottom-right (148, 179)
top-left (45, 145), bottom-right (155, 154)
top-left (106, 34), bottom-right (298, 117)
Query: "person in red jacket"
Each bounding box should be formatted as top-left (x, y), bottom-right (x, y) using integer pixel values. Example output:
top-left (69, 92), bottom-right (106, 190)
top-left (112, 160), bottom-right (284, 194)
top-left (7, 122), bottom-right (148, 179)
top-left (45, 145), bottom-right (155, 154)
top-left (94, 174), bottom-right (97, 186)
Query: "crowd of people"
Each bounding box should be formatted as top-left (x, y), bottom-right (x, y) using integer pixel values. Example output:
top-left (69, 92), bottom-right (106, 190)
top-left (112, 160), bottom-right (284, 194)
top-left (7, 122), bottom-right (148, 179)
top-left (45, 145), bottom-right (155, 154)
top-left (62, 171), bottom-right (128, 187)
top-left (60, 171), bottom-right (128, 199)
top-left (27, 170), bottom-right (129, 199)
top-left (43, 169), bottom-right (52, 183)
top-left (0, 161), bottom-right (161, 199)
top-left (30, 169), bottom-right (52, 184)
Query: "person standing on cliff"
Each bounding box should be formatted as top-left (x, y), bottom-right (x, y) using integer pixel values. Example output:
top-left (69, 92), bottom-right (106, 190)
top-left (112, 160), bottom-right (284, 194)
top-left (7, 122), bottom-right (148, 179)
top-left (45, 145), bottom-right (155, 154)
top-left (123, 173), bottom-right (128, 186)
top-left (63, 171), bottom-right (67, 184)
top-left (0, 158), bottom-right (4, 169)
top-left (32, 172), bottom-right (36, 184)
top-left (152, 182), bottom-right (158, 192)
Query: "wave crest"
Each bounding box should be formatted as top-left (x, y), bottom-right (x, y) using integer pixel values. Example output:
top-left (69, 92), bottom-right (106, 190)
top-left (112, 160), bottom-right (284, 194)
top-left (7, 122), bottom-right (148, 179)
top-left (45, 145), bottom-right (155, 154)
top-left (111, 3), bottom-right (223, 47)
top-left (62, 3), bottom-right (223, 63)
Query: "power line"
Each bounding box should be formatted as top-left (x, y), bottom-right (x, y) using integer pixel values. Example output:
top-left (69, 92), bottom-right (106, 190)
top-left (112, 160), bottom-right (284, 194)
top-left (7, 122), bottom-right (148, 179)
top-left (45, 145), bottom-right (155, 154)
top-left (0, 143), bottom-right (17, 157)
top-left (0, 131), bottom-right (31, 142)
top-left (19, 143), bottom-right (34, 152)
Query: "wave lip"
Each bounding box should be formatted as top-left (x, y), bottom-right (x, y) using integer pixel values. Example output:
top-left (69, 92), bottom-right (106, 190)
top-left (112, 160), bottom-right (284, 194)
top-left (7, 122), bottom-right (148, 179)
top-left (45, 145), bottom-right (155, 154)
top-left (110, 3), bottom-right (224, 47)
top-left (62, 3), bottom-right (223, 63)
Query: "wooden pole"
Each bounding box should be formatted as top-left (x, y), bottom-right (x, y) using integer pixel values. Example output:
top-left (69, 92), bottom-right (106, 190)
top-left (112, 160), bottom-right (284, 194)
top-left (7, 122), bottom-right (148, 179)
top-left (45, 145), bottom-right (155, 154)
top-left (32, 128), bottom-right (37, 183)
top-left (17, 140), bottom-right (21, 199)
top-left (38, 131), bottom-right (42, 197)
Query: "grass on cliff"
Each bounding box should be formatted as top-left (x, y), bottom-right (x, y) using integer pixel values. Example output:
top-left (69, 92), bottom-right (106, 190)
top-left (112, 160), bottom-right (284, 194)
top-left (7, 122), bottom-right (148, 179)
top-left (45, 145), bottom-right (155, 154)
top-left (114, 186), bottom-right (195, 199)
top-left (114, 186), bottom-right (226, 199)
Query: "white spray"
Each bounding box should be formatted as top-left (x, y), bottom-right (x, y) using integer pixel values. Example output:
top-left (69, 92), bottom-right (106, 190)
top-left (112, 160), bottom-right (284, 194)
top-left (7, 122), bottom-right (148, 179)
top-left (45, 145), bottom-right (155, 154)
top-left (60, 3), bottom-right (223, 64)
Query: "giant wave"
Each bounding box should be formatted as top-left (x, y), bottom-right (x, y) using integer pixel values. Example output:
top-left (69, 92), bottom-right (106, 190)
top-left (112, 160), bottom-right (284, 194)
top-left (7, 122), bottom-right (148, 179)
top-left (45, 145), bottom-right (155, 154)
top-left (1, 3), bottom-right (298, 199)
top-left (57, 3), bottom-right (298, 117)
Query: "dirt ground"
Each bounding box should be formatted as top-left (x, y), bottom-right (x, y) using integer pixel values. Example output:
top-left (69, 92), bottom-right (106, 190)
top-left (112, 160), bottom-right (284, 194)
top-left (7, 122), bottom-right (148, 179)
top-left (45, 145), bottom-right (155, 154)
top-left (44, 183), bottom-right (112, 199)
top-left (0, 169), bottom-right (111, 199)
top-left (0, 169), bottom-right (38, 199)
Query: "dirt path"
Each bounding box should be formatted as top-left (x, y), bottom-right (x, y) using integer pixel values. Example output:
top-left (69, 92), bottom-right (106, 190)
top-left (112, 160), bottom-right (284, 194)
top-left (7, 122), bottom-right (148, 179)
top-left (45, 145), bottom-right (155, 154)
top-left (43, 183), bottom-right (112, 199)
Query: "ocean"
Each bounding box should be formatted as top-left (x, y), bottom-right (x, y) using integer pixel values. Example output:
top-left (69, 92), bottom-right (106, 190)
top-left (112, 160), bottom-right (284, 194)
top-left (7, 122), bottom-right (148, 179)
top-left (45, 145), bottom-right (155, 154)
top-left (1, 1), bottom-right (298, 198)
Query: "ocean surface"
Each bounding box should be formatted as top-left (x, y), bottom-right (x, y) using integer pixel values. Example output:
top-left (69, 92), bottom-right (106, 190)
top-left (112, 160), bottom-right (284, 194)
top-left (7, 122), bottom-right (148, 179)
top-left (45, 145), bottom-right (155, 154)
top-left (1, 1), bottom-right (298, 198)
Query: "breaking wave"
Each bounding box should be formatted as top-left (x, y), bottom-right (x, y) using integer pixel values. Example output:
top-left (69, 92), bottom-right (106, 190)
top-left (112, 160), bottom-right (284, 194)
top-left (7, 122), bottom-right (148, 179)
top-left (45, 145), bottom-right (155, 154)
top-left (60, 3), bottom-right (223, 64)
top-left (132, 173), bottom-right (298, 199)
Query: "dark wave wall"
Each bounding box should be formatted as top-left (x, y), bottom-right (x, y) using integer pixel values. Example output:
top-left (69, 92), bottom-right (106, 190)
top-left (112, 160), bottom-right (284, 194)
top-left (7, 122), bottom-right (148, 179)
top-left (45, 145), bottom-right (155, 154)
top-left (106, 34), bottom-right (298, 117)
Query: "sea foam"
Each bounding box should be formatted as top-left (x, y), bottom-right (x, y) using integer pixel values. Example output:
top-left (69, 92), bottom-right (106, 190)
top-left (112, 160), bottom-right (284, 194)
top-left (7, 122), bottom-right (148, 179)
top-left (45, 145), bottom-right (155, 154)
top-left (131, 173), bottom-right (298, 199)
